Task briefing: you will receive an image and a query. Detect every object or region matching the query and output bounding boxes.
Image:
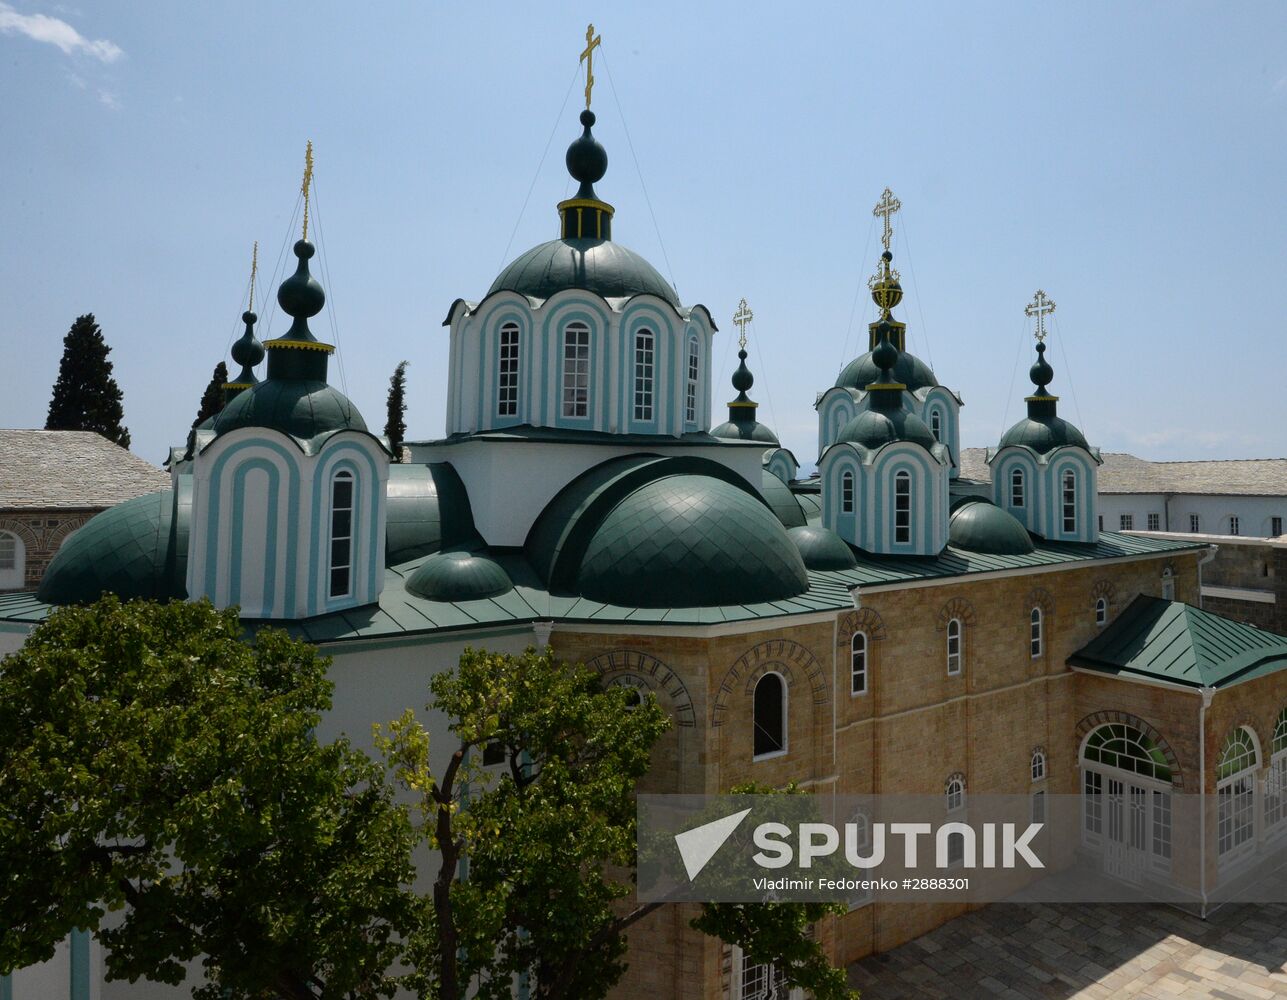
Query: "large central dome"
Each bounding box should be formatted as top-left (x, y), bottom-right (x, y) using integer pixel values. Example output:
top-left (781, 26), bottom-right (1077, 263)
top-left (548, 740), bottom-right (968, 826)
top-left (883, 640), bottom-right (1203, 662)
top-left (488, 237), bottom-right (679, 306)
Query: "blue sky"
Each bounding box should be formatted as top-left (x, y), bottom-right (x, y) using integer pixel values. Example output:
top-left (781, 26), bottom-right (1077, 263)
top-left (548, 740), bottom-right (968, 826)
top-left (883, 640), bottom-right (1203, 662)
top-left (1, 2), bottom-right (1285, 468)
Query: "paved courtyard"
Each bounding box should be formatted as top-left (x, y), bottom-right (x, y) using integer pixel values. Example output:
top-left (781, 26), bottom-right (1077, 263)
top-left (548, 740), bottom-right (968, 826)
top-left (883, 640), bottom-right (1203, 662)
top-left (848, 903), bottom-right (1287, 999)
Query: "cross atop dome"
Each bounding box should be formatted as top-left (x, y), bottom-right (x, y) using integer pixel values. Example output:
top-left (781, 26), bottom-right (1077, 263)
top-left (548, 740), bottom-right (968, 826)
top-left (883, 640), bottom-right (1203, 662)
top-left (733, 297), bottom-right (753, 350)
top-left (580, 23), bottom-right (602, 110)
top-left (1025, 289), bottom-right (1056, 343)
top-left (300, 140), bottom-right (315, 242)
top-left (873, 187), bottom-right (901, 252)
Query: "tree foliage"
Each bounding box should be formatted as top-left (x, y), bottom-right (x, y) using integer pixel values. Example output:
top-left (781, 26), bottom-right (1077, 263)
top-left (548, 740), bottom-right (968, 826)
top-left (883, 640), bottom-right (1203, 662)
top-left (0, 597), bottom-right (417, 999)
top-left (45, 313), bottom-right (131, 448)
top-left (384, 360), bottom-right (408, 462)
top-left (192, 361), bottom-right (229, 429)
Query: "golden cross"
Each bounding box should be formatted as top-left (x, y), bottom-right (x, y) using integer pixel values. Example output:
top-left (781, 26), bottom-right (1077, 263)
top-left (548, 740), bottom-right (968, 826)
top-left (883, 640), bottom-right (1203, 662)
top-left (580, 23), bottom-right (602, 109)
top-left (873, 187), bottom-right (901, 252)
top-left (300, 140), bottom-right (315, 241)
top-left (733, 297), bottom-right (753, 350)
top-left (1025, 289), bottom-right (1056, 342)
top-left (249, 240), bottom-right (258, 312)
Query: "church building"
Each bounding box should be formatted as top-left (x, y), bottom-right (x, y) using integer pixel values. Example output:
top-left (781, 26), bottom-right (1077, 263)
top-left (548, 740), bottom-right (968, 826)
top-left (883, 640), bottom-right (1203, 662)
top-left (6, 37), bottom-right (1287, 1000)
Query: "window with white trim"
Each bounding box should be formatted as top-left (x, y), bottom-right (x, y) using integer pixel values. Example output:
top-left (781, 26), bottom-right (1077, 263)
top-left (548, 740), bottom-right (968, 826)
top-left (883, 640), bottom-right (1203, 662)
top-left (929, 409), bottom-right (942, 441)
top-left (1031, 748), bottom-right (1047, 782)
top-left (894, 471), bottom-right (911, 544)
top-left (1229, 516), bottom-right (1240, 536)
top-left (841, 470), bottom-right (854, 514)
top-left (1120, 514), bottom-right (1133, 531)
top-left (946, 618), bottom-right (962, 676)
top-left (846, 808), bottom-right (874, 908)
top-left (945, 773), bottom-right (965, 813)
top-left (1217, 727), bottom-right (1258, 858)
top-left (1273, 516), bottom-right (1283, 537)
top-left (1062, 469), bottom-right (1076, 533)
top-left (1189, 513), bottom-right (1200, 533)
top-left (684, 339), bottom-right (699, 424)
top-left (1267, 708), bottom-right (1287, 833)
top-left (733, 948), bottom-right (800, 1000)
top-left (1095, 597), bottom-right (1108, 627)
top-left (497, 322), bottom-right (519, 417)
top-left (561, 323), bottom-right (590, 418)
top-left (1161, 568), bottom-right (1175, 601)
top-left (1147, 512), bottom-right (1160, 531)
top-left (329, 471), bottom-right (354, 598)
top-left (1029, 607), bottom-right (1043, 658)
top-left (633, 328), bottom-right (654, 421)
top-left (850, 632), bottom-right (867, 695)
top-left (1010, 468), bottom-right (1025, 508)
top-left (753, 672), bottom-right (786, 758)
top-left (0, 531), bottom-right (22, 590)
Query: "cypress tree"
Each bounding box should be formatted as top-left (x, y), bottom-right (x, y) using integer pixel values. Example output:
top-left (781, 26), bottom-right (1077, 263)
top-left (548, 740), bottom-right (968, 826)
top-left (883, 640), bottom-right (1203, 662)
top-left (192, 361), bottom-right (229, 429)
top-left (45, 313), bottom-right (131, 448)
top-left (384, 360), bottom-right (408, 463)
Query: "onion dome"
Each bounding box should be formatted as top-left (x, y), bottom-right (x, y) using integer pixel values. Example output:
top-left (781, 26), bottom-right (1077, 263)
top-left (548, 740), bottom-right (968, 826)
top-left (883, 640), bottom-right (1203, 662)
top-left (998, 340), bottom-right (1089, 453)
top-left (835, 323), bottom-right (937, 451)
top-left (222, 309), bottom-right (265, 401)
top-left (788, 525), bottom-right (858, 570)
top-left (836, 249), bottom-right (938, 391)
top-left (949, 498), bottom-right (1035, 555)
top-left (711, 350), bottom-right (780, 444)
top-left (486, 109), bottom-right (679, 307)
top-left (405, 550), bottom-right (512, 602)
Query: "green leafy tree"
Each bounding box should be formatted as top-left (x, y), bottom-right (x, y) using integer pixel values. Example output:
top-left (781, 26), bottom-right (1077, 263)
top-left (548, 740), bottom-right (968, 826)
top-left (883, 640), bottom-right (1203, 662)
top-left (377, 647), bottom-right (854, 1000)
top-left (384, 360), bottom-right (408, 462)
top-left (0, 597), bottom-right (417, 999)
top-left (45, 313), bottom-right (131, 448)
top-left (192, 361), bottom-right (229, 429)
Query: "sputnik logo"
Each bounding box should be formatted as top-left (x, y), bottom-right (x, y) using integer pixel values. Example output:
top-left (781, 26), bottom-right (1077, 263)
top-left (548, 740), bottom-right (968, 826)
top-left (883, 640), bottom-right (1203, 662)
top-left (674, 808), bottom-right (752, 880)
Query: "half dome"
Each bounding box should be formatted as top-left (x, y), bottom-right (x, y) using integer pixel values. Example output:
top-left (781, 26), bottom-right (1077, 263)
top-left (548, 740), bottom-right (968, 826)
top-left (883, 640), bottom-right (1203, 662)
top-left (788, 525), bottom-right (858, 570)
top-left (949, 499), bottom-right (1035, 555)
top-left (488, 238), bottom-right (679, 307)
top-left (405, 550), bottom-right (512, 602)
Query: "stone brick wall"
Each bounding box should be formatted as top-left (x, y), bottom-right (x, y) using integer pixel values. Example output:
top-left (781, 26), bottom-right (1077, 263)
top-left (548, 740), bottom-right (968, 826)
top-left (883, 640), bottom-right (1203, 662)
top-left (1200, 540), bottom-right (1286, 634)
top-left (0, 508), bottom-right (95, 591)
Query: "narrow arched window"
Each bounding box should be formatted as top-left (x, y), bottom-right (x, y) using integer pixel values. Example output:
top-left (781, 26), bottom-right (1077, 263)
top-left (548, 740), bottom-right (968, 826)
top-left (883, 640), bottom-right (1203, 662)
top-left (894, 471), bottom-right (911, 543)
top-left (561, 322), bottom-right (590, 418)
top-left (633, 328), bottom-right (655, 421)
top-left (329, 471), bottom-right (354, 598)
top-left (945, 774), bottom-right (965, 813)
top-left (1031, 748), bottom-right (1047, 782)
top-left (753, 672), bottom-right (786, 758)
top-left (851, 632), bottom-right (867, 695)
top-left (1010, 468), bottom-right (1025, 508)
top-left (684, 338), bottom-right (699, 424)
top-left (1095, 597), bottom-right (1108, 627)
top-left (1062, 469), bottom-right (1077, 533)
top-left (1267, 708), bottom-right (1287, 831)
top-left (1030, 607), bottom-right (1043, 658)
top-left (497, 322), bottom-right (520, 417)
top-left (0, 530), bottom-right (25, 590)
top-left (1217, 727), bottom-right (1258, 857)
top-left (946, 619), bottom-right (962, 676)
top-left (841, 470), bottom-right (855, 514)
top-left (930, 409), bottom-right (942, 442)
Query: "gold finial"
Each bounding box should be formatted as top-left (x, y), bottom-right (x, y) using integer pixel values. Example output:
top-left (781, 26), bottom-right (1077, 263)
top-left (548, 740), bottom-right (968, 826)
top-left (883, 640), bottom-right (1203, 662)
top-left (580, 23), bottom-right (602, 109)
top-left (300, 140), bottom-right (315, 242)
top-left (248, 241), bottom-right (258, 312)
top-left (733, 297), bottom-right (753, 350)
top-left (1025, 289), bottom-right (1056, 343)
top-left (873, 187), bottom-right (901, 253)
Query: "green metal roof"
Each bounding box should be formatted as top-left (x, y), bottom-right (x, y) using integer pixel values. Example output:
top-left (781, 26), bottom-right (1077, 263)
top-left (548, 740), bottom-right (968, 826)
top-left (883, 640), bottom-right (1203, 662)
top-left (212, 379), bottom-right (369, 451)
top-left (757, 469), bottom-right (806, 528)
top-left (385, 462), bottom-right (480, 564)
top-left (487, 238), bottom-right (679, 306)
top-left (405, 550), bottom-right (513, 602)
top-left (710, 416), bottom-right (779, 444)
top-left (836, 348), bottom-right (937, 392)
top-left (1070, 594), bottom-right (1287, 689)
top-left (788, 525), bottom-right (858, 570)
top-left (835, 407), bottom-right (937, 452)
top-left (948, 498), bottom-right (1035, 555)
top-left (997, 414), bottom-right (1090, 455)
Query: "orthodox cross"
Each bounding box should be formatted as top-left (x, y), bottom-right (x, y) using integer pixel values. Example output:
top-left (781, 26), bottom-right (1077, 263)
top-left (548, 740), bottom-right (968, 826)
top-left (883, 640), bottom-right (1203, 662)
top-left (872, 187), bottom-right (901, 252)
top-left (300, 140), bottom-right (315, 241)
top-left (580, 24), bottom-right (602, 109)
top-left (733, 297), bottom-right (753, 349)
top-left (1025, 289), bottom-right (1056, 342)
top-left (249, 241), bottom-right (258, 312)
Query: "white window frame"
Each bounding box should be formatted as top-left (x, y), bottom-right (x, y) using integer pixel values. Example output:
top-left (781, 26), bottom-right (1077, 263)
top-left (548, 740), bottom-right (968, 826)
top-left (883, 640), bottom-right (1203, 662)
top-left (729, 946), bottom-right (803, 1000)
top-left (1061, 469), bottom-right (1076, 533)
top-left (684, 338), bottom-right (699, 424)
top-left (561, 323), bottom-right (591, 419)
top-left (1120, 514), bottom-right (1134, 531)
top-left (1161, 568), bottom-right (1175, 602)
top-left (1189, 513), bottom-right (1201, 533)
top-left (497, 322), bottom-right (520, 417)
top-left (894, 471), bottom-right (911, 544)
top-left (946, 618), bottom-right (962, 676)
top-left (850, 632), bottom-right (867, 696)
top-left (1030, 607), bottom-right (1043, 658)
top-left (633, 328), bottom-right (655, 422)
top-left (328, 471), bottom-right (355, 599)
top-left (945, 774), bottom-right (966, 813)
top-left (0, 531), bottom-right (23, 590)
top-left (1217, 727), bottom-right (1258, 863)
top-left (929, 408), bottom-right (942, 442)
top-left (1267, 709), bottom-right (1287, 835)
top-left (1031, 748), bottom-right (1047, 782)
top-left (1010, 468), bottom-right (1025, 508)
top-left (1229, 515), bottom-right (1240, 536)
top-left (841, 470), bottom-right (854, 514)
top-left (1080, 723), bottom-right (1174, 874)
top-left (1147, 512), bottom-right (1160, 531)
top-left (1095, 597), bottom-right (1108, 627)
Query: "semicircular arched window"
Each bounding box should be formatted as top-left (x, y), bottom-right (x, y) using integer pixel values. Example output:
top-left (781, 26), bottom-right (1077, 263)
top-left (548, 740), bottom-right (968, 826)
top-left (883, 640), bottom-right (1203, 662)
top-left (1268, 708), bottom-right (1287, 831)
top-left (1217, 727), bottom-right (1259, 857)
top-left (1082, 723), bottom-right (1172, 784)
top-left (752, 672), bottom-right (786, 759)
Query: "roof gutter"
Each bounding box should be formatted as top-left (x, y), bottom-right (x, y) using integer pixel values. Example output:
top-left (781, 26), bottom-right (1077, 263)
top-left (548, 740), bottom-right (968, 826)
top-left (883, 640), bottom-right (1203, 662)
top-left (1197, 544), bottom-right (1218, 611)
top-left (1198, 685), bottom-right (1215, 918)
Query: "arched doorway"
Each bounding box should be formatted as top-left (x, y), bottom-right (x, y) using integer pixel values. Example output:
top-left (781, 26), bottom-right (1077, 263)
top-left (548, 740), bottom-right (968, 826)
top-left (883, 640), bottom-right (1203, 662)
top-left (1080, 722), bottom-right (1175, 883)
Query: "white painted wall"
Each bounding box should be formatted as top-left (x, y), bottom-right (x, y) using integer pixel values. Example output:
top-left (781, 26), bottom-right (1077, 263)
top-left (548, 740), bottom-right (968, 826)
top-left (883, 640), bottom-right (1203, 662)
top-left (1099, 493), bottom-right (1286, 537)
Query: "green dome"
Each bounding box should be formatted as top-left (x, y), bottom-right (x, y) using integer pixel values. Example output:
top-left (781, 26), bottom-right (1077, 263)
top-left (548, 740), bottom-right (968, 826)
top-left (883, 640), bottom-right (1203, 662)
top-left (949, 499), bottom-right (1035, 555)
top-left (575, 474), bottom-right (809, 608)
top-left (711, 418), bottom-right (779, 444)
top-left (405, 550), bottom-right (512, 602)
top-left (758, 469), bottom-right (805, 528)
top-left (488, 238), bottom-right (679, 306)
top-left (386, 462), bottom-right (480, 565)
top-left (836, 348), bottom-right (937, 391)
top-left (38, 490), bottom-right (186, 605)
top-left (998, 414), bottom-right (1090, 455)
top-left (213, 379), bottom-right (367, 445)
top-left (788, 525), bottom-right (858, 570)
top-left (836, 407), bottom-right (937, 452)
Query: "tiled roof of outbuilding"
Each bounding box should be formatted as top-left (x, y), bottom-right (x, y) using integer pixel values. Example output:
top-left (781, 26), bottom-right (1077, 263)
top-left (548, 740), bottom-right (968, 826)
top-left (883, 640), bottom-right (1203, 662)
top-left (0, 430), bottom-right (169, 509)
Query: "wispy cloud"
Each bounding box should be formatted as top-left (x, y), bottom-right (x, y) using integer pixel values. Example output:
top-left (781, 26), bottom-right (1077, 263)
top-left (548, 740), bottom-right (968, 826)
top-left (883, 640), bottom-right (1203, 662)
top-left (0, 2), bottom-right (122, 63)
top-left (97, 88), bottom-right (119, 110)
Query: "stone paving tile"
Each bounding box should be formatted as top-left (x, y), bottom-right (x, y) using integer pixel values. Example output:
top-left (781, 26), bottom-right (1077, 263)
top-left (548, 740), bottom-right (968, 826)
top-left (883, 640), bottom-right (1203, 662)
top-left (847, 902), bottom-right (1287, 999)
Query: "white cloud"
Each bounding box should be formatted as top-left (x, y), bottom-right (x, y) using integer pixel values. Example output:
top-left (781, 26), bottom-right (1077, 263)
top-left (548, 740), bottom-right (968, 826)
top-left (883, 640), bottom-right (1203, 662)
top-left (97, 88), bottom-right (119, 110)
top-left (0, 2), bottom-right (122, 63)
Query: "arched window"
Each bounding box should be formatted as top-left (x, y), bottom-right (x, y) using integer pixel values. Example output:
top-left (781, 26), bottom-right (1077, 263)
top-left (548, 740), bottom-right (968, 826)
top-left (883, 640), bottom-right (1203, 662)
top-left (0, 530), bottom-right (25, 590)
top-left (1031, 747), bottom-right (1047, 782)
top-left (1083, 723), bottom-right (1173, 783)
top-left (840, 470), bottom-right (854, 514)
top-left (329, 471), bottom-right (354, 598)
top-left (945, 773), bottom-right (965, 813)
top-left (1080, 722), bottom-right (1174, 869)
top-left (1029, 607), bottom-right (1043, 658)
top-left (930, 408), bottom-right (942, 442)
top-left (1062, 469), bottom-right (1077, 533)
top-left (850, 632), bottom-right (867, 695)
top-left (1267, 708), bottom-right (1287, 832)
top-left (633, 328), bottom-right (655, 421)
top-left (1161, 566), bottom-right (1175, 602)
top-left (946, 618), bottom-right (962, 676)
top-left (561, 322), bottom-right (590, 418)
top-left (753, 672), bottom-right (786, 758)
top-left (1010, 468), bottom-right (1025, 508)
top-left (497, 322), bottom-right (520, 417)
top-left (684, 338), bottom-right (699, 424)
top-left (1217, 727), bottom-right (1258, 858)
top-left (1095, 597), bottom-right (1108, 627)
top-left (894, 471), bottom-right (911, 544)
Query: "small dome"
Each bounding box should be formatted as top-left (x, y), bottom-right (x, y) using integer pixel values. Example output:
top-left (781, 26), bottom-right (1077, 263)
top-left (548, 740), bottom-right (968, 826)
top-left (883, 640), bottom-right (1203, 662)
top-left (949, 499), bottom-right (1035, 555)
top-left (836, 348), bottom-right (938, 392)
top-left (405, 550), bottom-right (512, 602)
top-left (998, 415), bottom-right (1090, 455)
top-left (711, 418), bottom-right (779, 444)
top-left (38, 490), bottom-right (185, 604)
top-left (488, 238), bottom-right (679, 307)
top-left (836, 407), bottom-right (937, 452)
top-left (575, 474), bottom-right (809, 608)
top-left (788, 525), bottom-right (858, 570)
top-left (213, 379), bottom-right (367, 443)
top-left (757, 469), bottom-right (805, 528)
